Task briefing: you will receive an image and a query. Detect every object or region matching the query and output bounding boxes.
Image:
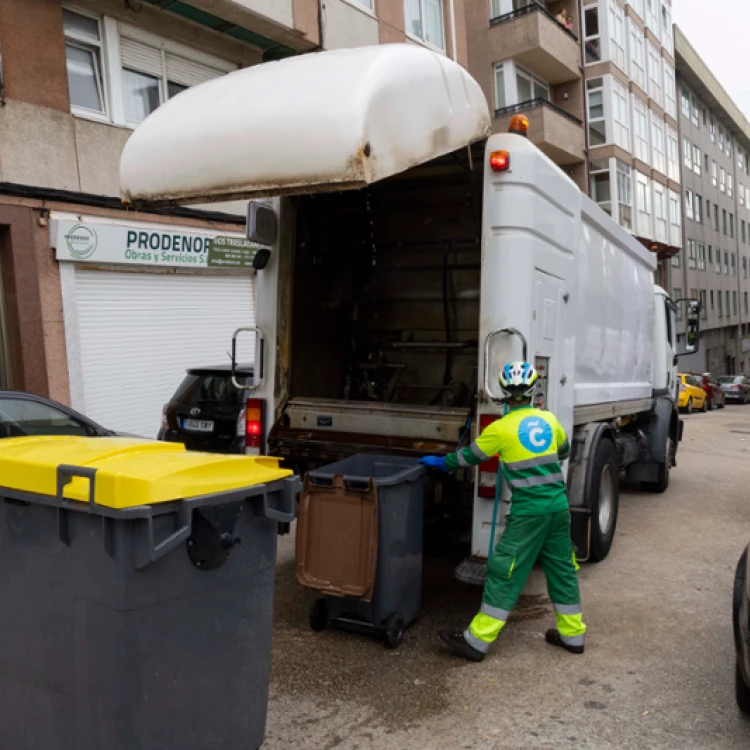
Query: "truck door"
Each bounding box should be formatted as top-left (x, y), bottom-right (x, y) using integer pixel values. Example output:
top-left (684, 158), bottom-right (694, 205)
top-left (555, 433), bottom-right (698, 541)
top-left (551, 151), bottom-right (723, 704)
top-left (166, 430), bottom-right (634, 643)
top-left (532, 271), bottom-right (567, 414)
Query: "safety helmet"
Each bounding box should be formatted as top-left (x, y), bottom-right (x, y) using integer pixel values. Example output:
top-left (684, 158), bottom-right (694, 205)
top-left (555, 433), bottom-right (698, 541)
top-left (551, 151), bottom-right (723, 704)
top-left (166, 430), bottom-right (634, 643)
top-left (499, 361), bottom-right (539, 400)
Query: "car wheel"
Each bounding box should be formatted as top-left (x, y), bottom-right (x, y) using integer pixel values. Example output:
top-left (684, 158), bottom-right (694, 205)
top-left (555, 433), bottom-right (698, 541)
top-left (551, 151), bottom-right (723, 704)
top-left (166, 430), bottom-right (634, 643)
top-left (736, 662), bottom-right (750, 714)
top-left (707, 395), bottom-right (713, 411)
top-left (719, 397), bottom-right (726, 409)
top-left (686, 398), bottom-right (693, 415)
top-left (701, 398), bottom-right (708, 413)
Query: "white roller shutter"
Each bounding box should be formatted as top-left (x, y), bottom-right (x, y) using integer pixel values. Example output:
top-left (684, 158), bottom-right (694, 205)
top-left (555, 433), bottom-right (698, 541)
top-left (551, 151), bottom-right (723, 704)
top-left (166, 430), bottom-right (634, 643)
top-left (166, 54), bottom-right (227, 87)
top-left (120, 37), bottom-right (163, 76)
top-left (70, 269), bottom-right (255, 437)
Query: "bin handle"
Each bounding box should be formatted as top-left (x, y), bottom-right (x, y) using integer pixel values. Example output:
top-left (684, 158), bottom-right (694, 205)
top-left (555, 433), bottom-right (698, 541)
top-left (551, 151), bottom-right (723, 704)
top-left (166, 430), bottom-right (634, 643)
top-left (259, 477), bottom-right (297, 523)
top-left (57, 465), bottom-right (97, 508)
top-left (136, 506), bottom-right (192, 570)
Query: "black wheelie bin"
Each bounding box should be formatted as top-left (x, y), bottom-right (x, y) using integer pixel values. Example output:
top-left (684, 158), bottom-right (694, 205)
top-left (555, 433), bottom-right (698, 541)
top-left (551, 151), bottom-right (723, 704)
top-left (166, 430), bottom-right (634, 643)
top-left (0, 435), bottom-right (299, 750)
top-left (296, 454), bottom-right (425, 648)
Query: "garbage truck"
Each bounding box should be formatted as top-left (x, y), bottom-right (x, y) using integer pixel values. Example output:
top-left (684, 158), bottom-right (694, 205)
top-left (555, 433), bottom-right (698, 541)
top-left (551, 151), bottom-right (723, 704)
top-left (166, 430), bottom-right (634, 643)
top-left (120, 44), bottom-right (700, 571)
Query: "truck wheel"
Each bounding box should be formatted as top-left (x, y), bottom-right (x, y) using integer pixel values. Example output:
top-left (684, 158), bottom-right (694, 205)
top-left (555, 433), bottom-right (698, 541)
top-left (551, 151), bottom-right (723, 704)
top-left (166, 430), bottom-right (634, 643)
top-left (588, 439), bottom-right (619, 562)
top-left (642, 436), bottom-right (673, 494)
top-left (736, 662), bottom-right (750, 714)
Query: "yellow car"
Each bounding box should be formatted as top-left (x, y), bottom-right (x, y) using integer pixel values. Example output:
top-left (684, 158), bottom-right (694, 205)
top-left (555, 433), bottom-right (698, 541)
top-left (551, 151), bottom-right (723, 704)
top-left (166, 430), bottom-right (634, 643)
top-left (678, 373), bottom-right (707, 413)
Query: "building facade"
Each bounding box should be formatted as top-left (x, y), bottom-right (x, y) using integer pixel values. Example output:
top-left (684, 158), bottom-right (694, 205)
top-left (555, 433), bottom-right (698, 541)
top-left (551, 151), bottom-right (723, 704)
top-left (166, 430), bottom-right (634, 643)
top-left (0, 0), bottom-right (469, 436)
top-left (673, 27), bottom-right (750, 376)
top-left (465, 0), bottom-right (680, 284)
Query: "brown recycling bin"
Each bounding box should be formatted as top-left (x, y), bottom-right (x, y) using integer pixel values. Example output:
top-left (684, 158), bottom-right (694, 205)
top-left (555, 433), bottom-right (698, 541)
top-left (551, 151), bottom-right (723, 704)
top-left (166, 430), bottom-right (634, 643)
top-left (296, 454), bottom-right (425, 648)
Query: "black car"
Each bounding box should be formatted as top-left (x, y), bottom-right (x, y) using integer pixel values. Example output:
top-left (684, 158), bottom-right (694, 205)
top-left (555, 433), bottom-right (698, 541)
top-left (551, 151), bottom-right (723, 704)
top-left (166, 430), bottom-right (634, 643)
top-left (733, 545), bottom-right (750, 713)
top-left (0, 391), bottom-right (114, 438)
top-left (159, 365), bottom-right (258, 454)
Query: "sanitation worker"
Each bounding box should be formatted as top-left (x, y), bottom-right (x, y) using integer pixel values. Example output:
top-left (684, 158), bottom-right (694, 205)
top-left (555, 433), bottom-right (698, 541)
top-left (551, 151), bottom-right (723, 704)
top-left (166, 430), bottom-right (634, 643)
top-left (420, 361), bottom-right (586, 661)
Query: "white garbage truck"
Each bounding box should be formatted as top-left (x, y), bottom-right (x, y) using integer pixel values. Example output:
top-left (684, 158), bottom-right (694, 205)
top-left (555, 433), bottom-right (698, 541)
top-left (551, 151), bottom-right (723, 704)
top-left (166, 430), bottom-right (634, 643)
top-left (120, 44), bottom-right (700, 570)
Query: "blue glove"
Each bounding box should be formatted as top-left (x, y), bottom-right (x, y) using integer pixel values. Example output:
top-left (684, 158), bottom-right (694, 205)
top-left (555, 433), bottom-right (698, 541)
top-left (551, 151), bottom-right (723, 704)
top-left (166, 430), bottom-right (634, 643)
top-left (420, 455), bottom-right (449, 473)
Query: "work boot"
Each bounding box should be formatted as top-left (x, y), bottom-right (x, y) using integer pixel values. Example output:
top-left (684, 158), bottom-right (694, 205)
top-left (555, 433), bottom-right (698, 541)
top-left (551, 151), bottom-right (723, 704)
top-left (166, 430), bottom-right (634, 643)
top-left (439, 630), bottom-right (486, 662)
top-left (545, 628), bottom-right (584, 655)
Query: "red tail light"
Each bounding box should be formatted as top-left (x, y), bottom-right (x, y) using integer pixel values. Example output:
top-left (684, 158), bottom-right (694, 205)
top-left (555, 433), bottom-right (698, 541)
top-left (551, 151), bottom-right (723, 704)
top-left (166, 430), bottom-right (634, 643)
top-left (732, 385), bottom-right (743, 390)
top-left (679, 384), bottom-right (685, 392)
top-left (477, 413), bottom-right (501, 498)
top-left (245, 398), bottom-right (264, 452)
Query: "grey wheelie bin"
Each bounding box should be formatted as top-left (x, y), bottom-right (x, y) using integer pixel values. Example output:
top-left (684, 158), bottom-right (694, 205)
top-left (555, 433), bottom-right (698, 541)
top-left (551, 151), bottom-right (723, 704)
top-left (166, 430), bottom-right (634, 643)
top-left (296, 454), bottom-right (425, 648)
top-left (0, 435), bottom-right (299, 750)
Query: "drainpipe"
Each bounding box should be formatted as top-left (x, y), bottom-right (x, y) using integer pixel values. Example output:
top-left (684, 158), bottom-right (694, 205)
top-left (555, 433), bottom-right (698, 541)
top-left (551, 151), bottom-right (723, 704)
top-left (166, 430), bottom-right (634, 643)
top-left (448, 0), bottom-right (458, 62)
top-left (0, 33), bottom-right (5, 106)
top-left (578, 0), bottom-right (587, 193)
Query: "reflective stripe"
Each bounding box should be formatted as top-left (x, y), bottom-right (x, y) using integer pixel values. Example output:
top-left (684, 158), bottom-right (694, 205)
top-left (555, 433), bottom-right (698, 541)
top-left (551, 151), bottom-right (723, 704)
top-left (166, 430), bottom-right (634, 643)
top-left (457, 450), bottom-right (471, 468)
top-left (508, 472), bottom-right (565, 488)
top-left (480, 602), bottom-right (510, 621)
top-left (504, 454), bottom-right (559, 471)
top-left (470, 441), bottom-right (492, 462)
top-left (463, 628), bottom-right (490, 653)
top-left (559, 633), bottom-right (585, 647)
top-left (553, 602), bottom-right (582, 616)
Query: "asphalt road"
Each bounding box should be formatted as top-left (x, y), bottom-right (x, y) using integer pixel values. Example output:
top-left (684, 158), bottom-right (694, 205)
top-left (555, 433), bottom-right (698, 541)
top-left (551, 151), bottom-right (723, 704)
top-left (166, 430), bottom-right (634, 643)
top-left (264, 406), bottom-right (750, 749)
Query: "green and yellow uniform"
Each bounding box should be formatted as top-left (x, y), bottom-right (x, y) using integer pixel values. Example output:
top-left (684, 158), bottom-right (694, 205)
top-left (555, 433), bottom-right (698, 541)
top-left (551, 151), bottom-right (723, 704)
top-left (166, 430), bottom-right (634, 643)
top-left (446, 404), bottom-right (586, 654)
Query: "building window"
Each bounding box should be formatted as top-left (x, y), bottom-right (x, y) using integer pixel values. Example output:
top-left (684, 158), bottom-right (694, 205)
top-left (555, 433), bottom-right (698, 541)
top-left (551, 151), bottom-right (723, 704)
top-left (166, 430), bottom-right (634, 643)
top-left (719, 125), bottom-right (724, 151)
top-left (720, 167), bottom-right (726, 193)
top-left (711, 160), bottom-right (718, 187)
top-left (706, 200), bottom-right (711, 224)
top-left (694, 193), bottom-right (703, 223)
top-left (745, 256), bottom-right (748, 278)
top-left (742, 183), bottom-right (746, 209)
top-left (723, 209), bottom-right (728, 235)
top-left (616, 160), bottom-right (633, 230)
top-left (609, 0), bottom-right (626, 70)
top-left (747, 187), bottom-right (750, 208)
top-left (680, 85), bottom-right (690, 118)
top-left (725, 251), bottom-right (729, 274)
top-left (690, 96), bottom-right (699, 128)
top-left (516, 65), bottom-right (549, 103)
top-left (662, 2), bottom-right (673, 55)
top-left (651, 115), bottom-right (665, 175)
top-left (634, 98), bottom-right (650, 163)
top-left (743, 220), bottom-right (747, 244)
top-left (710, 289), bottom-right (715, 312)
top-left (727, 133), bottom-right (733, 158)
top-left (732, 253), bottom-right (737, 275)
top-left (647, 42), bottom-right (662, 106)
top-left (698, 243), bottom-right (706, 270)
top-left (714, 203), bottom-right (720, 232)
top-left (674, 288), bottom-right (683, 316)
top-left (669, 189), bottom-right (681, 247)
top-left (587, 78), bottom-right (606, 146)
top-left (683, 137), bottom-right (692, 170)
top-left (494, 64), bottom-right (506, 109)
top-left (745, 292), bottom-right (749, 315)
top-left (667, 128), bottom-right (679, 181)
top-left (654, 183), bottom-right (667, 241)
top-left (63, 9), bottom-right (107, 117)
top-left (630, 22), bottom-right (646, 90)
top-left (699, 290), bottom-right (707, 318)
top-left (684, 188), bottom-right (694, 221)
top-left (687, 239), bottom-right (697, 269)
top-left (584, 4), bottom-right (601, 63)
top-left (734, 291), bottom-right (738, 316)
top-left (613, 79), bottom-right (630, 150)
top-left (692, 144), bottom-right (701, 175)
top-left (730, 213), bottom-right (735, 239)
top-left (590, 159), bottom-right (612, 215)
top-left (636, 171), bottom-right (651, 236)
top-left (718, 290), bottom-right (723, 318)
top-left (715, 246), bottom-right (721, 273)
top-left (728, 174), bottom-right (734, 198)
top-left (404, 0), bottom-right (445, 49)
top-left (740, 149), bottom-right (746, 172)
top-left (710, 114), bottom-right (716, 142)
top-left (663, 62), bottom-right (676, 118)
top-left (727, 291), bottom-right (731, 316)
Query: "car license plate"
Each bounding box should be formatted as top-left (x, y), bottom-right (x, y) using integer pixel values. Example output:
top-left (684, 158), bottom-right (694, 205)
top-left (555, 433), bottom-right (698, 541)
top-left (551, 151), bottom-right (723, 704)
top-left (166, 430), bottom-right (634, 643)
top-left (182, 418), bottom-right (214, 433)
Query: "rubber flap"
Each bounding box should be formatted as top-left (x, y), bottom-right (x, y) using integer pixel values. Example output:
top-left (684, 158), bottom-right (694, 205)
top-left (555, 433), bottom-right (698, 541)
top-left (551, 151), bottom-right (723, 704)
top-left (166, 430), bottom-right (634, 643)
top-left (0, 436), bottom-right (292, 509)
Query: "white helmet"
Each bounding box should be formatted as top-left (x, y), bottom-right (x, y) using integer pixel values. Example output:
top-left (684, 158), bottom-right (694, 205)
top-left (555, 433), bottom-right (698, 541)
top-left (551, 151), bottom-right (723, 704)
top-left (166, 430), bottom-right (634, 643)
top-left (499, 361), bottom-right (539, 400)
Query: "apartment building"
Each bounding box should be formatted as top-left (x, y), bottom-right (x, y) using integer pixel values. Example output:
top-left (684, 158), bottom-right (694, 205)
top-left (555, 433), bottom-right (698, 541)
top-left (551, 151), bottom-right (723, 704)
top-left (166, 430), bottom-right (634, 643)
top-left (673, 27), bottom-right (750, 375)
top-left (0, 0), bottom-right (469, 436)
top-left (466, 0), bottom-right (680, 285)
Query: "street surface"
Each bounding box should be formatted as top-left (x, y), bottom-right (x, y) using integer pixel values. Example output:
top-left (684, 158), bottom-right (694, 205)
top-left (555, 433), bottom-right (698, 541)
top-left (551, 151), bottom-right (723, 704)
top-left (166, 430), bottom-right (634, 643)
top-left (265, 408), bottom-right (750, 749)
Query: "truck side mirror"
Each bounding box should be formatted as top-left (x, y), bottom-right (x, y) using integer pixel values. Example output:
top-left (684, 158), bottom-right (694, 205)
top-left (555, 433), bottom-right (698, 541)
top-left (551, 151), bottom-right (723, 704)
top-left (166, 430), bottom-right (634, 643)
top-left (685, 300), bottom-right (701, 352)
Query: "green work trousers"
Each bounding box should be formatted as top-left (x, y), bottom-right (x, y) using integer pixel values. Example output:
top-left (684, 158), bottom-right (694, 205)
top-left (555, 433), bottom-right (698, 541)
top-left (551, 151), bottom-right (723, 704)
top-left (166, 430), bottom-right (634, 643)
top-left (463, 509), bottom-right (586, 654)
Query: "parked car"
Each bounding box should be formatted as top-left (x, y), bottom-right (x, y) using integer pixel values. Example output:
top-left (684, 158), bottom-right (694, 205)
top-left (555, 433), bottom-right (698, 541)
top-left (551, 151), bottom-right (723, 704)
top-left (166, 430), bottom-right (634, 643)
top-left (689, 372), bottom-right (725, 410)
top-left (733, 545), bottom-right (750, 714)
top-left (677, 374), bottom-right (707, 414)
top-left (0, 391), bottom-right (114, 438)
top-left (718, 375), bottom-right (750, 405)
top-left (159, 364), bottom-right (258, 454)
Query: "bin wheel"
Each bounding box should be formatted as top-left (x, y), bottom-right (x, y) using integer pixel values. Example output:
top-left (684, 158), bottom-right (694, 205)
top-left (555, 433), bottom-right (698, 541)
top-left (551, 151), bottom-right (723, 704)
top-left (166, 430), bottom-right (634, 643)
top-left (309, 599), bottom-right (329, 632)
top-left (384, 614), bottom-right (405, 649)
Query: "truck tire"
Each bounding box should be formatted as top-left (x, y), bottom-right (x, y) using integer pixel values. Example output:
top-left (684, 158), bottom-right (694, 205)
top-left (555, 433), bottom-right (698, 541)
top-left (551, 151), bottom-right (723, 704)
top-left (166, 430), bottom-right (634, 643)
top-left (588, 439), bottom-right (619, 562)
top-left (642, 436), bottom-right (673, 494)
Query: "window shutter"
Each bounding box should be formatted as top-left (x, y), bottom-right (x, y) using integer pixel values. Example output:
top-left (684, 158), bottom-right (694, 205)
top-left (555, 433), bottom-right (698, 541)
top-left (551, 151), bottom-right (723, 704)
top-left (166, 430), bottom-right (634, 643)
top-left (165, 54), bottom-right (227, 87)
top-left (120, 37), bottom-right (162, 76)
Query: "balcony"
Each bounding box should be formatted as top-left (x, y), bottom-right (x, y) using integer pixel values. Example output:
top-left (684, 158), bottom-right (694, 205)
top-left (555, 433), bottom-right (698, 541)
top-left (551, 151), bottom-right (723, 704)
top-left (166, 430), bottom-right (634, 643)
top-left (494, 99), bottom-right (584, 165)
top-left (490, 3), bottom-right (581, 84)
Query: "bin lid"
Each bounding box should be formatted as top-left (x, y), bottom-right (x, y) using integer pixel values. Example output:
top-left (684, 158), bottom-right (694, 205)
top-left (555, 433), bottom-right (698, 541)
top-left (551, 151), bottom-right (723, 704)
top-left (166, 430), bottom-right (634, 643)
top-left (0, 437), bottom-right (292, 509)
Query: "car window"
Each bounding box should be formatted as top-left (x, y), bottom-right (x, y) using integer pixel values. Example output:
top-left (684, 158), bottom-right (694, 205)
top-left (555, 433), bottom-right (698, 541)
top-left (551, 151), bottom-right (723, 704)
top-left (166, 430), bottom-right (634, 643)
top-left (718, 376), bottom-right (736, 384)
top-left (0, 398), bottom-right (91, 438)
top-left (172, 374), bottom-right (248, 406)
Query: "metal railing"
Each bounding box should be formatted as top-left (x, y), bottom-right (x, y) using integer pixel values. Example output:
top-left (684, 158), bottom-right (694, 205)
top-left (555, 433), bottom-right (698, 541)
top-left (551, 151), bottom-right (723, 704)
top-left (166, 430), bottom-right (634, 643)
top-left (490, 2), bottom-right (578, 42)
top-left (494, 97), bottom-right (583, 126)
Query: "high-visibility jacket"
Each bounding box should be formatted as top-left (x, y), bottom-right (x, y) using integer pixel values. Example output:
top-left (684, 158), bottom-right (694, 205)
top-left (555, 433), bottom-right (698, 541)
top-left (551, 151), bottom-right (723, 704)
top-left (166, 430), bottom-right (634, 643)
top-left (445, 404), bottom-right (571, 516)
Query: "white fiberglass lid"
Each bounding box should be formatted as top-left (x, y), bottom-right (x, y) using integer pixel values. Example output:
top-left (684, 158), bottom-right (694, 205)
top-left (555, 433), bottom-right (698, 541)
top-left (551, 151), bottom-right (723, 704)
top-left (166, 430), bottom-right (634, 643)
top-left (120, 44), bottom-right (491, 205)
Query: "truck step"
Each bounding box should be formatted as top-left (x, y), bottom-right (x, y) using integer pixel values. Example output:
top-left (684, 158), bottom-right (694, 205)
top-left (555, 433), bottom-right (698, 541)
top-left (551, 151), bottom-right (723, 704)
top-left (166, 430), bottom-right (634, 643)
top-left (454, 556), bottom-right (487, 586)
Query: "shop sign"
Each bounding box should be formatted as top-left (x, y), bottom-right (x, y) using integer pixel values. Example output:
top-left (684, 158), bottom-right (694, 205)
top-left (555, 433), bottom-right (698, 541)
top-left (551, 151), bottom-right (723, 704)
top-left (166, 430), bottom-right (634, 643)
top-left (207, 237), bottom-right (260, 268)
top-left (54, 221), bottom-right (252, 270)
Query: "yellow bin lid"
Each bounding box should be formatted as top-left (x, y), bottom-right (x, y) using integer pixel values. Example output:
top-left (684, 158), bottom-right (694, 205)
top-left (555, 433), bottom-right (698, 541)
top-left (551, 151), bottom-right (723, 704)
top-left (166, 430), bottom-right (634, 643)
top-left (0, 436), bottom-right (292, 509)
